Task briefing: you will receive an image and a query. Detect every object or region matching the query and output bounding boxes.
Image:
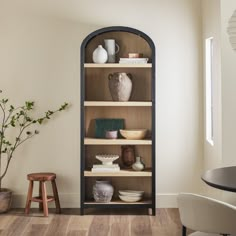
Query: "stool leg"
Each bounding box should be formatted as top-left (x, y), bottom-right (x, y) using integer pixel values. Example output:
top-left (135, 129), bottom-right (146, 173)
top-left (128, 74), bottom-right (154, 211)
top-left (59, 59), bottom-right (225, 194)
top-left (39, 181), bottom-right (43, 211)
top-left (51, 180), bottom-right (61, 214)
top-left (41, 181), bottom-right (49, 217)
top-left (25, 180), bottom-right (34, 214)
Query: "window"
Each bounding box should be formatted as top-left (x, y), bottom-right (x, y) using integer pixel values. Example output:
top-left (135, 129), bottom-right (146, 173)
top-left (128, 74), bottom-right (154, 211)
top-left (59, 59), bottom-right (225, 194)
top-left (205, 37), bottom-right (214, 145)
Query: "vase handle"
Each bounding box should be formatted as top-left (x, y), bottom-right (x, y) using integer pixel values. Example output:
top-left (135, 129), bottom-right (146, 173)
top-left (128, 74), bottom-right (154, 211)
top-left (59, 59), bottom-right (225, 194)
top-left (115, 43), bottom-right (120, 54)
top-left (108, 73), bottom-right (113, 80)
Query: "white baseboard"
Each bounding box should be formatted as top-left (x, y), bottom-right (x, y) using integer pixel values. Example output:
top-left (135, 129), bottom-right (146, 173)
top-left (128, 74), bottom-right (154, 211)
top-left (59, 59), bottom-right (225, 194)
top-left (12, 193), bottom-right (178, 208)
top-left (156, 193), bottom-right (178, 208)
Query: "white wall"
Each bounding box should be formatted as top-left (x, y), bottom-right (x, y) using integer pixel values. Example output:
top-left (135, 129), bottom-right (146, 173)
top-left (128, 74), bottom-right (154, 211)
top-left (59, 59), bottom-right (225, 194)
top-left (201, 0), bottom-right (222, 198)
top-left (0, 0), bottom-right (203, 207)
top-left (221, 1), bottom-right (236, 167)
top-left (220, 0), bottom-right (236, 205)
top-left (201, 0), bottom-right (236, 204)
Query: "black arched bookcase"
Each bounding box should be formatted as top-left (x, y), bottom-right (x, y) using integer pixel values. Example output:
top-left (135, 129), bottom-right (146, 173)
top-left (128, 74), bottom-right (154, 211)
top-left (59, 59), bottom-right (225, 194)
top-left (80, 26), bottom-right (156, 215)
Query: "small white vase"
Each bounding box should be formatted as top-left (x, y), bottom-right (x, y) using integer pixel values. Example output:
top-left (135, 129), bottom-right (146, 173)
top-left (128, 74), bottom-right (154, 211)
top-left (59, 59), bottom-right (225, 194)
top-left (132, 156), bottom-right (145, 171)
top-left (92, 45), bottom-right (108, 63)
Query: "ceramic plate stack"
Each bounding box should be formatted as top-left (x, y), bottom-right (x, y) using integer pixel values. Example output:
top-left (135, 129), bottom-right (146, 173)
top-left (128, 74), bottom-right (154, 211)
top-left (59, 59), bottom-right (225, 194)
top-left (118, 190), bottom-right (144, 202)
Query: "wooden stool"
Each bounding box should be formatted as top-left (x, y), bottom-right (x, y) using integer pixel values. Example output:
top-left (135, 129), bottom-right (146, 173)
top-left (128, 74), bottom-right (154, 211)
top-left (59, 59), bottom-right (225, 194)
top-left (25, 172), bottom-right (61, 217)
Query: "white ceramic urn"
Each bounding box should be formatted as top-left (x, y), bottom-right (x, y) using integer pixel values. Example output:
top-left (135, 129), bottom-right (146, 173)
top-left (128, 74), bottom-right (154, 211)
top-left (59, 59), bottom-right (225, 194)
top-left (93, 180), bottom-right (114, 203)
top-left (92, 45), bottom-right (108, 63)
top-left (108, 72), bottom-right (132, 101)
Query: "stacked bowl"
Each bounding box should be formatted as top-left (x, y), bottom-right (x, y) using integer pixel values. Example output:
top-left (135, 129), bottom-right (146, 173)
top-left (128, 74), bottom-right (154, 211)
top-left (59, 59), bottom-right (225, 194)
top-left (118, 190), bottom-right (144, 202)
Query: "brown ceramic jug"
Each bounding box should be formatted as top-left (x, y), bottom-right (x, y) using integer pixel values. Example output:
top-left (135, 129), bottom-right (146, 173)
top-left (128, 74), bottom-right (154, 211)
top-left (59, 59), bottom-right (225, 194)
top-left (121, 145), bottom-right (135, 168)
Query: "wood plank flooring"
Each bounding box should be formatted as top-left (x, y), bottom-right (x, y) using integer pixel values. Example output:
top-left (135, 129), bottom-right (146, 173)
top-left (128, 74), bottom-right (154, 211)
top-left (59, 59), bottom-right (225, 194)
top-left (0, 208), bottom-right (191, 236)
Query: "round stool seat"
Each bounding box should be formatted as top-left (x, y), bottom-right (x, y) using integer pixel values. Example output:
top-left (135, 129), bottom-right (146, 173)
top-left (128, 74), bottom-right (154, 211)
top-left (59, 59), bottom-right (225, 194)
top-left (27, 173), bottom-right (56, 181)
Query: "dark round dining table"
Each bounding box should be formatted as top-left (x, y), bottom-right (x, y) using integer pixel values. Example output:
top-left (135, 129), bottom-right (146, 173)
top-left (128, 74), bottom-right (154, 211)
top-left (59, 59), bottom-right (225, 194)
top-left (201, 166), bottom-right (236, 192)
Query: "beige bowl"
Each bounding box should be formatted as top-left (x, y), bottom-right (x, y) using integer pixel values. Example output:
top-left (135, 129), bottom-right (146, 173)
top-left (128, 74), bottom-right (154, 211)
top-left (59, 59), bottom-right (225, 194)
top-left (120, 129), bottom-right (147, 140)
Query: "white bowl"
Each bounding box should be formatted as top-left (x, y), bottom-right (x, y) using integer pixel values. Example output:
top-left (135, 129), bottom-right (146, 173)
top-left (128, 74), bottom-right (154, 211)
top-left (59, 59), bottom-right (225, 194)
top-left (120, 129), bottom-right (147, 140)
top-left (95, 154), bottom-right (119, 165)
top-left (119, 195), bottom-right (142, 202)
top-left (119, 190), bottom-right (144, 197)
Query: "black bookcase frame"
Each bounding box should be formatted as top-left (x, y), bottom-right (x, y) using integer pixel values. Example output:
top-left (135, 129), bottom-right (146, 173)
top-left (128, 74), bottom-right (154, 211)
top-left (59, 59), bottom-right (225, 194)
top-left (80, 26), bottom-right (156, 215)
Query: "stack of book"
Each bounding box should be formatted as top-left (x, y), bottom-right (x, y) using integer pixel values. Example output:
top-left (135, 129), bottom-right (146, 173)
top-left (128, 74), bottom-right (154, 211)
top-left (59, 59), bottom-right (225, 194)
top-left (91, 164), bottom-right (120, 172)
top-left (119, 58), bottom-right (149, 64)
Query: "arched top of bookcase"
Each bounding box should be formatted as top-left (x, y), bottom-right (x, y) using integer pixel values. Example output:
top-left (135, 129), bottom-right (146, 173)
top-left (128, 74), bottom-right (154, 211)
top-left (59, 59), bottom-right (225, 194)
top-left (81, 26), bottom-right (155, 64)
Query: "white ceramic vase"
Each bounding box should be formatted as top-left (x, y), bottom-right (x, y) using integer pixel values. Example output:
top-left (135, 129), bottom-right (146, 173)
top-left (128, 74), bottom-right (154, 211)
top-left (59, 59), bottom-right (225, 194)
top-left (132, 156), bottom-right (145, 171)
top-left (92, 45), bottom-right (108, 63)
top-left (93, 180), bottom-right (114, 203)
top-left (108, 72), bottom-right (132, 101)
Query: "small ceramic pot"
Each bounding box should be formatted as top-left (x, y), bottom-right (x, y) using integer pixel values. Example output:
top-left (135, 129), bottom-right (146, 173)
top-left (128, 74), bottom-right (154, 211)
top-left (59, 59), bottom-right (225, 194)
top-left (93, 180), bottom-right (114, 203)
top-left (105, 130), bottom-right (118, 139)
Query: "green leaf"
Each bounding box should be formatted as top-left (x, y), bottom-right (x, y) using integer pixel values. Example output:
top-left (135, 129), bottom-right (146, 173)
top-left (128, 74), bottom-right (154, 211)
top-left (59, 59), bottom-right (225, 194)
top-left (59, 102), bottom-right (68, 111)
top-left (37, 118), bottom-right (44, 124)
top-left (2, 99), bottom-right (9, 104)
top-left (26, 117), bottom-right (32, 122)
top-left (25, 101), bottom-right (34, 110)
top-left (9, 105), bottom-right (14, 112)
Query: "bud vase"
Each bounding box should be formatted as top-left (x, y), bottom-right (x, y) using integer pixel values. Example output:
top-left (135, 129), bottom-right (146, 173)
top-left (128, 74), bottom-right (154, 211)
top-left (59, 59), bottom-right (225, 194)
top-left (132, 156), bottom-right (145, 171)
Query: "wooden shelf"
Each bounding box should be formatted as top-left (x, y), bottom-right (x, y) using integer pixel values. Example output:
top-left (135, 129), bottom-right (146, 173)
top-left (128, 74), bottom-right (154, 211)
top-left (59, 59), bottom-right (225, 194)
top-left (84, 101), bottom-right (152, 107)
top-left (84, 138), bottom-right (152, 145)
top-left (84, 63), bottom-right (152, 68)
top-left (84, 200), bottom-right (152, 205)
top-left (84, 169), bottom-right (152, 177)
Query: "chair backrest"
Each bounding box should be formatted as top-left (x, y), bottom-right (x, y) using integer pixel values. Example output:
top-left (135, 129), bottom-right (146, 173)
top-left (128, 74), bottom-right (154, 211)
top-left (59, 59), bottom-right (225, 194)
top-left (178, 193), bottom-right (236, 235)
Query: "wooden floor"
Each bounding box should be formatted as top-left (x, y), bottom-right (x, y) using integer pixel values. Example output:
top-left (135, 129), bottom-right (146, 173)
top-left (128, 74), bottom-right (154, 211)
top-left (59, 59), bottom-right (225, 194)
top-left (0, 208), bottom-right (190, 236)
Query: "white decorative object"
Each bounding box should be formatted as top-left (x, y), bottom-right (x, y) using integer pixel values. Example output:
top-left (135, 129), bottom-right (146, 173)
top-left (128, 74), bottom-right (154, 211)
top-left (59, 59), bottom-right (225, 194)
top-left (132, 156), bottom-right (145, 171)
top-left (95, 154), bottom-right (119, 165)
top-left (92, 45), bottom-right (108, 63)
top-left (227, 10), bottom-right (236, 51)
top-left (119, 58), bottom-right (148, 64)
top-left (92, 164), bottom-right (120, 172)
top-left (104, 39), bottom-right (120, 63)
top-left (93, 180), bottom-right (114, 203)
top-left (118, 189), bottom-right (144, 202)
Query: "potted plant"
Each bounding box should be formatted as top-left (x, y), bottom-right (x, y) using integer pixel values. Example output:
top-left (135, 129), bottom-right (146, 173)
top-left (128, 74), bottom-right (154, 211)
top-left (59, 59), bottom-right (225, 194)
top-left (0, 90), bottom-right (68, 212)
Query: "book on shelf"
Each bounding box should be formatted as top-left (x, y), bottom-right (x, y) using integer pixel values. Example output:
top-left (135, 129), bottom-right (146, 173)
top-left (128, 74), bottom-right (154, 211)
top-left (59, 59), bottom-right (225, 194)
top-left (91, 167), bottom-right (120, 172)
top-left (91, 164), bottom-right (120, 172)
top-left (92, 164), bottom-right (119, 168)
top-left (119, 58), bottom-right (149, 64)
